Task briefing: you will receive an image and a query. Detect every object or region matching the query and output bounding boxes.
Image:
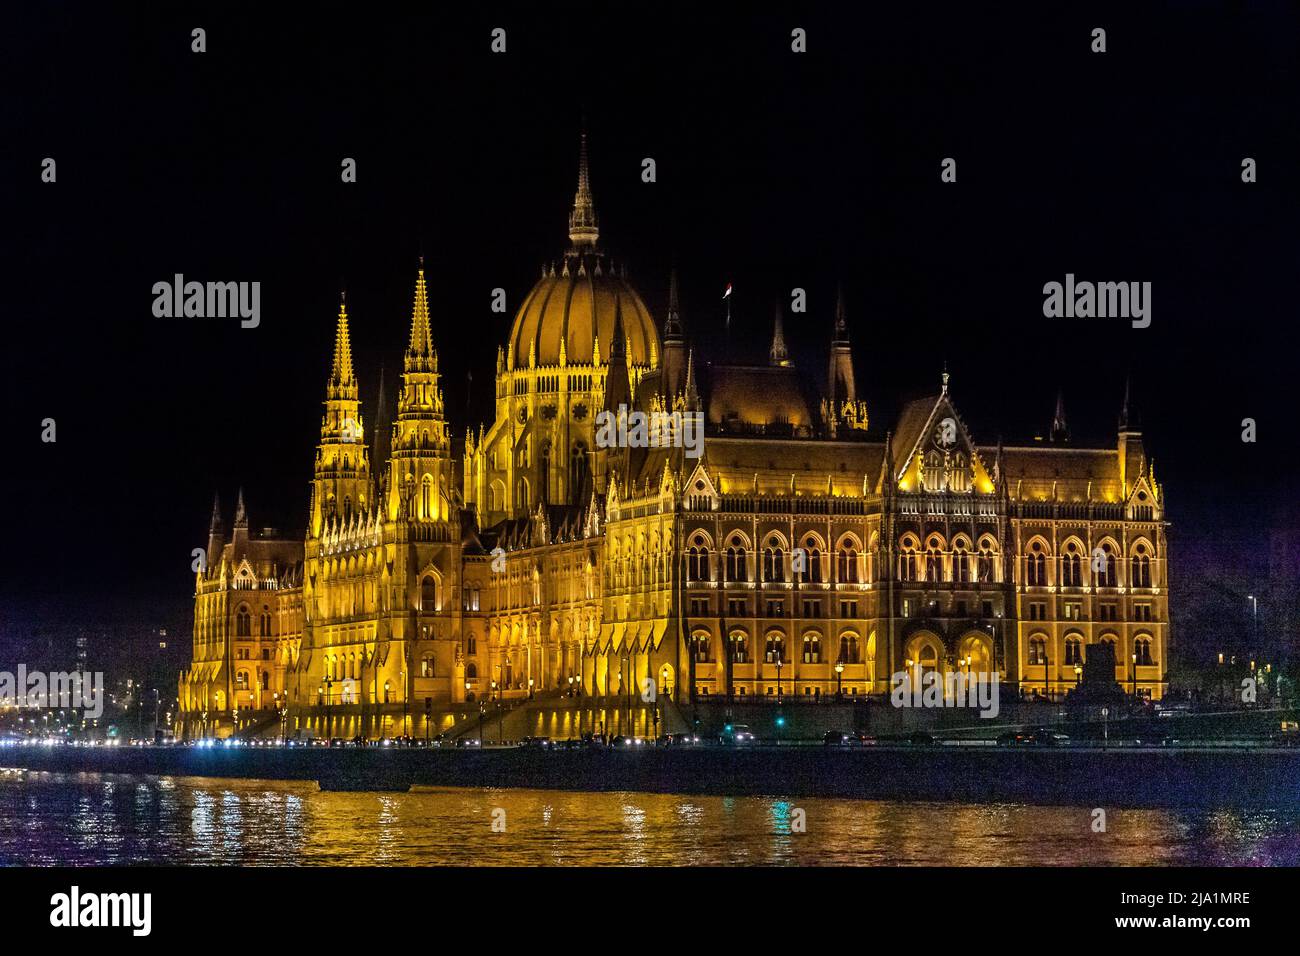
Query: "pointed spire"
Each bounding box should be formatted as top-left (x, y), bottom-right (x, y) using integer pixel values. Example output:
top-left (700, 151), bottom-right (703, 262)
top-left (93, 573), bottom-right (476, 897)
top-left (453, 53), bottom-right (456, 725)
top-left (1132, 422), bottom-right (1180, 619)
top-left (1118, 375), bottom-right (1139, 431)
top-left (1051, 389), bottom-right (1070, 442)
top-left (604, 298), bottom-right (631, 412)
top-left (941, 362), bottom-right (950, 396)
top-left (330, 291), bottom-right (355, 388)
top-left (684, 347), bottom-right (700, 411)
top-left (609, 297), bottom-right (627, 363)
top-left (664, 267), bottom-right (683, 340)
top-left (568, 130), bottom-right (600, 248)
top-left (233, 488), bottom-right (248, 529)
top-left (769, 305), bottom-right (790, 367)
top-left (373, 364), bottom-right (391, 473)
top-left (406, 257), bottom-right (434, 370)
top-left (833, 283), bottom-right (849, 343)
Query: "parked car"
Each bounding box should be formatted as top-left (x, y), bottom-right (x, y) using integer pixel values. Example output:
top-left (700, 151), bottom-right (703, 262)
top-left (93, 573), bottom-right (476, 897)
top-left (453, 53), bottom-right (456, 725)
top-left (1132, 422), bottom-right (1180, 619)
top-left (997, 727), bottom-right (1068, 747)
top-left (454, 737), bottom-right (481, 748)
top-left (518, 736), bottom-right (552, 749)
top-left (664, 733), bottom-right (702, 747)
top-left (823, 730), bottom-right (864, 747)
top-left (720, 724), bottom-right (755, 746)
top-left (908, 731), bottom-right (937, 747)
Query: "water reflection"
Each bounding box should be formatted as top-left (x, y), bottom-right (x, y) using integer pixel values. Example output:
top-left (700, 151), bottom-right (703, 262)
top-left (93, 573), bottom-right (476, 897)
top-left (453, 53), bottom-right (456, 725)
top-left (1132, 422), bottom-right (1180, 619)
top-left (0, 771), bottom-right (1297, 866)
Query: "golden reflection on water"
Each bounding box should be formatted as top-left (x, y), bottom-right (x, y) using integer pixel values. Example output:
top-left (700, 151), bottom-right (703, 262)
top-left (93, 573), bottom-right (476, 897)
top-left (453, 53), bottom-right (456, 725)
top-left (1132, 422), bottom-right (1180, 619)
top-left (2, 772), bottom-right (1298, 866)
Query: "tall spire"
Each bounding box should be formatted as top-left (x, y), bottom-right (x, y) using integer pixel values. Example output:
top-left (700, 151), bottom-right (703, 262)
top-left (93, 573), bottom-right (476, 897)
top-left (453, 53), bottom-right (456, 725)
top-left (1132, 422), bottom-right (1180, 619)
top-left (684, 346), bottom-right (700, 411)
top-left (769, 305), bottom-right (791, 367)
top-left (832, 283), bottom-right (849, 343)
top-left (568, 131), bottom-right (600, 248)
top-left (209, 493), bottom-right (222, 533)
top-left (330, 291), bottom-right (355, 391)
top-left (664, 267), bottom-right (683, 340)
top-left (603, 297), bottom-right (631, 412)
top-left (373, 364), bottom-right (391, 474)
top-left (406, 258), bottom-right (435, 372)
top-left (1050, 389), bottom-right (1070, 442)
top-left (1118, 375), bottom-right (1138, 431)
top-left (233, 487), bottom-right (247, 529)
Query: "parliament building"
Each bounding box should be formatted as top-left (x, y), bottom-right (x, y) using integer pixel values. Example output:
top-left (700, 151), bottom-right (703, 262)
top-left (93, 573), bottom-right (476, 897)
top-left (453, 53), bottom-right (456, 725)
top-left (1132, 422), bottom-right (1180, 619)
top-left (178, 138), bottom-right (1169, 741)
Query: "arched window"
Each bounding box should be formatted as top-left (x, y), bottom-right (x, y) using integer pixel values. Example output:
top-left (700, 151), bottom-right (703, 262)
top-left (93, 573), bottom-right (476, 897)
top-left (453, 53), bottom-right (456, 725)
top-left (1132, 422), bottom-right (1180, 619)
top-left (925, 546), bottom-right (941, 583)
top-left (236, 607), bottom-right (251, 637)
top-left (1131, 544), bottom-right (1152, 588)
top-left (1062, 542), bottom-right (1082, 587)
top-left (1065, 635), bottom-right (1083, 665)
top-left (802, 632), bottom-right (822, 664)
top-left (421, 576), bottom-right (438, 612)
top-left (420, 475), bottom-right (433, 520)
top-left (692, 632), bottom-right (712, 663)
top-left (569, 443), bottom-right (588, 503)
top-left (421, 655), bottom-right (434, 677)
top-left (807, 547), bottom-right (823, 583)
top-left (764, 632), bottom-right (786, 664)
top-left (953, 541), bottom-right (970, 583)
top-left (1026, 541), bottom-right (1047, 586)
top-left (260, 671), bottom-right (269, 691)
top-left (259, 608), bottom-right (272, 637)
top-left (729, 632), bottom-right (750, 664)
top-left (1095, 542), bottom-right (1117, 586)
top-left (235, 670), bottom-right (250, 690)
top-left (1135, 636), bottom-right (1154, 666)
top-left (977, 542), bottom-right (996, 583)
top-left (763, 546), bottom-right (786, 583)
top-left (725, 544), bottom-right (747, 582)
top-left (687, 542), bottom-right (711, 582)
top-left (838, 547), bottom-right (859, 584)
top-left (899, 540), bottom-right (918, 582)
top-left (839, 634), bottom-right (860, 664)
top-left (924, 450), bottom-right (943, 491)
top-left (1028, 636), bottom-right (1047, 666)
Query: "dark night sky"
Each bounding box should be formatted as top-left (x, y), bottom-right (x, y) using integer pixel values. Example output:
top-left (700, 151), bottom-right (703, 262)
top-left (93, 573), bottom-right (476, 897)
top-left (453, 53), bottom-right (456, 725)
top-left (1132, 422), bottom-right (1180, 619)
top-left (3, 3), bottom-right (1297, 636)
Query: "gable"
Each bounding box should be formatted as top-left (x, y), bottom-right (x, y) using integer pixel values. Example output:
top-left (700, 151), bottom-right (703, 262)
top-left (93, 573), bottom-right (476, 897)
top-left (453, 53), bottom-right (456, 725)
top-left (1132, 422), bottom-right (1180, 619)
top-left (894, 395), bottom-right (994, 494)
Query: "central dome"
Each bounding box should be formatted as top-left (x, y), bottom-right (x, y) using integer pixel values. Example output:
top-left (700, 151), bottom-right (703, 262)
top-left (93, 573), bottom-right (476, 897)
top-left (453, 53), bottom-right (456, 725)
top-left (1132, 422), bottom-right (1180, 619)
top-left (507, 134), bottom-right (660, 371)
top-left (509, 254), bottom-right (658, 370)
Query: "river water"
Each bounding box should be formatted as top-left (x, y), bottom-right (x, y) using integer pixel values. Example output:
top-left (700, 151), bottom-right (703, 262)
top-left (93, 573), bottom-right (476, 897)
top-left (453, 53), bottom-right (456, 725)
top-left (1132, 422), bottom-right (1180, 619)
top-left (1, 770), bottom-right (1296, 866)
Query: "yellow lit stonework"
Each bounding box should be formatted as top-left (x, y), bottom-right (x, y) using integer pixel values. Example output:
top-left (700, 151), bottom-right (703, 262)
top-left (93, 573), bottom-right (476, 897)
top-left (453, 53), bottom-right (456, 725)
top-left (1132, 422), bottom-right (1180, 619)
top-left (178, 140), bottom-right (1169, 741)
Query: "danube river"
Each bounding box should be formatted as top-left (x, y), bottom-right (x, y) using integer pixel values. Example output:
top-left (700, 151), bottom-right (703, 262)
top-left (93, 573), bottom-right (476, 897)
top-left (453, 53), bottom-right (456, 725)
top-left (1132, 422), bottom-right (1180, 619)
top-left (1, 770), bottom-right (1297, 865)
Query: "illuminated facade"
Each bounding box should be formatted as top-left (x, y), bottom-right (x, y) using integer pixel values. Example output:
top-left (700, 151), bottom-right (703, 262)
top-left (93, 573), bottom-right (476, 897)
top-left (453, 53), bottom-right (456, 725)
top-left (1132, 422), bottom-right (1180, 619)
top-left (179, 138), bottom-right (1169, 740)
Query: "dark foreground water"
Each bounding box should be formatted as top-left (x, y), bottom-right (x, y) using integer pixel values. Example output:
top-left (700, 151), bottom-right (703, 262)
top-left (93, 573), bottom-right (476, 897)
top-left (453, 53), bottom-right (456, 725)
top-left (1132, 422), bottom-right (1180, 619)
top-left (1, 770), bottom-right (1297, 866)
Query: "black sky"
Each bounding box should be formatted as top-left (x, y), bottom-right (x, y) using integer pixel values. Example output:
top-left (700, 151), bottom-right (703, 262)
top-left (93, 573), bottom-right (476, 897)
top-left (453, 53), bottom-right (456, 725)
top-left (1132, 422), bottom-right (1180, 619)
top-left (4, 2), bottom-right (1297, 627)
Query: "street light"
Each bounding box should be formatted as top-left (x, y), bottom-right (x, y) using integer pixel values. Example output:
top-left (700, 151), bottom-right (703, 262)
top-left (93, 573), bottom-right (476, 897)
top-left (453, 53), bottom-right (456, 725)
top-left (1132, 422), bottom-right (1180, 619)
top-left (1131, 653), bottom-right (1138, 698)
top-left (835, 662), bottom-right (844, 699)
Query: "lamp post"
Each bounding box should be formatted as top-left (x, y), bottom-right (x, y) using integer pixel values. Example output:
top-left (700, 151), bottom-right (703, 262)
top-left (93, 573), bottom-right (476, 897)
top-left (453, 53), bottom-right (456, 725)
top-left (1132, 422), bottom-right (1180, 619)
top-left (1248, 594), bottom-right (1259, 658)
top-left (1131, 653), bottom-right (1138, 699)
top-left (1074, 664), bottom-right (1082, 689)
top-left (478, 700), bottom-right (486, 745)
top-left (835, 662), bottom-right (844, 700)
top-left (325, 678), bottom-right (334, 738)
top-left (775, 652), bottom-right (784, 703)
top-left (622, 654), bottom-right (630, 736)
top-left (528, 677), bottom-right (535, 700)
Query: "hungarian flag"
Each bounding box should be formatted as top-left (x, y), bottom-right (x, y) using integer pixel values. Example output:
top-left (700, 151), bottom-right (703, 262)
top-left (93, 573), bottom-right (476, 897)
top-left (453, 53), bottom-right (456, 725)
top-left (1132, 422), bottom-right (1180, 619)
top-left (722, 283), bottom-right (732, 299)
